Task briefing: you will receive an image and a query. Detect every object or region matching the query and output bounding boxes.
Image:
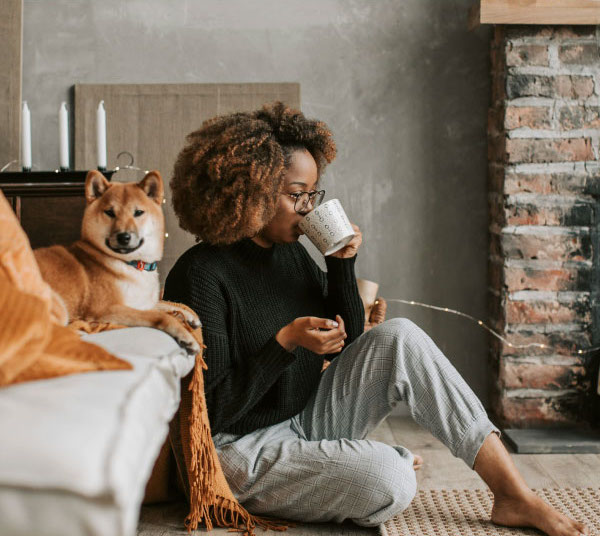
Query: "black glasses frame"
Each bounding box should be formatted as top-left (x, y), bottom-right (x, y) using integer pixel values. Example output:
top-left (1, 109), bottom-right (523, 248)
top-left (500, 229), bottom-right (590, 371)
top-left (286, 190), bottom-right (326, 213)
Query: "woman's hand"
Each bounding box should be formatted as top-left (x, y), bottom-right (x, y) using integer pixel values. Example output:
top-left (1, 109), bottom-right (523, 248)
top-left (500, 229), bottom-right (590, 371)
top-left (329, 223), bottom-right (362, 259)
top-left (276, 314), bottom-right (347, 354)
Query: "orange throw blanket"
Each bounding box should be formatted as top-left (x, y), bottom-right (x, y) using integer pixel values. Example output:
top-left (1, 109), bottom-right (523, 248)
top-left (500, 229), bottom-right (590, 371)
top-left (174, 327), bottom-right (291, 535)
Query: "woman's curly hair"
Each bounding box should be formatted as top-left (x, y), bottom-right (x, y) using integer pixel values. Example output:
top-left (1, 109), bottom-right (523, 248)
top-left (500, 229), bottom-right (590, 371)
top-left (170, 101), bottom-right (337, 245)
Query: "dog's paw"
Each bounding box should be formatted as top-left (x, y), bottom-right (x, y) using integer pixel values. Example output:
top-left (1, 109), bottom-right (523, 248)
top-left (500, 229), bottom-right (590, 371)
top-left (187, 315), bottom-right (202, 329)
top-left (173, 307), bottom-right (201, 328)
top-left (175, 336), bottom-right (200, 356)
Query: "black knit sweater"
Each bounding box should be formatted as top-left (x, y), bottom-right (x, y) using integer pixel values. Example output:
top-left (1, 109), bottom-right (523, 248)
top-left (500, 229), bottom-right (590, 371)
top-left (163, 238), bottom-right (364, 436)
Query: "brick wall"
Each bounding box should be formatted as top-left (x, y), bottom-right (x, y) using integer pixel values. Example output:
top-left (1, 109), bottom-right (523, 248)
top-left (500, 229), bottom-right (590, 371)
top-left (488, 26), bottom-right (600, 427)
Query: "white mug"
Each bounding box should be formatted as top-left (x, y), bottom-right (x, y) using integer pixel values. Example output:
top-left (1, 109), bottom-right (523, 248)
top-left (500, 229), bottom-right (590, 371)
top-left (298, 199), bottom-right (355, 256)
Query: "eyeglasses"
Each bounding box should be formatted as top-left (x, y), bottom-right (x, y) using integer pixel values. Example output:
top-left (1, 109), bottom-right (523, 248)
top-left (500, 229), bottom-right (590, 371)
top-left (285, 190), bottom-right (326, 213)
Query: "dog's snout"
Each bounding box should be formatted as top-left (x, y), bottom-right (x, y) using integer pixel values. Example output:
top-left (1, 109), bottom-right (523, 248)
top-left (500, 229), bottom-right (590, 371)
top-left (116, 232), bottom-right (131, 246)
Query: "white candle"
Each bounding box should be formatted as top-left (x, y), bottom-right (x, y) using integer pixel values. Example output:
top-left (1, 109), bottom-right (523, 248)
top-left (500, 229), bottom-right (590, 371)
top-left (96, 100), bottom-right (107, 170)
top-left (22, 101), bottom-right (32, 170)
top-left (59, 102), bottom-right (69, 170)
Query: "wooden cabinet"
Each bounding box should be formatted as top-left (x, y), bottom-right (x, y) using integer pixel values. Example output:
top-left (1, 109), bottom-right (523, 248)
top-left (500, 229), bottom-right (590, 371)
top-left (0, 171), bottom-right (112, 249)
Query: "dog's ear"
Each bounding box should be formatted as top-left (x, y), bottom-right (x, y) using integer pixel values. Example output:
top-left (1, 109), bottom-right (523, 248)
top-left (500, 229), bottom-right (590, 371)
top-left (85, 170), bottom-right (111, 204)
top-left (138, 170), bottom-right (164, 205)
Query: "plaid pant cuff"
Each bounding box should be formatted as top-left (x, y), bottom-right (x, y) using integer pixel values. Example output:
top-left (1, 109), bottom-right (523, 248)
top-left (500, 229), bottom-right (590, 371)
top-left (455, 412), bottom-right (500, 468)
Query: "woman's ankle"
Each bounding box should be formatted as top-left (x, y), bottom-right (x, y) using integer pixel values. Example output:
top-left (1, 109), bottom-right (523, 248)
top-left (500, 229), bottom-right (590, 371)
top-left (492, 485), bottom-right (535, 503)
top-left (473, 433), bottom-right (531, 498)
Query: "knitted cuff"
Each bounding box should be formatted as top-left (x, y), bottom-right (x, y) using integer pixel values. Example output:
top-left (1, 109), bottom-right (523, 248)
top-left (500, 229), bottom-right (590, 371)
top-left (325, 254), bottom-right (357, 284)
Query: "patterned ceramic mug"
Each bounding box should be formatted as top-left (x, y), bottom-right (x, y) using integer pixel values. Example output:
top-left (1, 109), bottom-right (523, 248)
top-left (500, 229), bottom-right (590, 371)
top-left (298, 198), bottom-right (355, 256)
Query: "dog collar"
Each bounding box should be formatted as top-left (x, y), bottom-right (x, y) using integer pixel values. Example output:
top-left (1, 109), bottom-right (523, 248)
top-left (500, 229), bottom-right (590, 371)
top-left (126, 260), bottom-right (158, 272)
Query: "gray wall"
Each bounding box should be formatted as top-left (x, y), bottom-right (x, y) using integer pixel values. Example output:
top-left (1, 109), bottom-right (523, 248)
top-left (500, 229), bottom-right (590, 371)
top-left (22, 0), bottom-right (493, 406)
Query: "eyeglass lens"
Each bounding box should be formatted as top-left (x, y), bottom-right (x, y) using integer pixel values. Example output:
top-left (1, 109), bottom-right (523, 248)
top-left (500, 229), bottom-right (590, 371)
top-left (296, 191), bottom-right (324, 212)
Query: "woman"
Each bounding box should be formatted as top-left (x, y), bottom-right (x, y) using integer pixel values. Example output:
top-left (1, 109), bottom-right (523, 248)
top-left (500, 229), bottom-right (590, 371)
top-left (164, 102), bottom-right (587, 536)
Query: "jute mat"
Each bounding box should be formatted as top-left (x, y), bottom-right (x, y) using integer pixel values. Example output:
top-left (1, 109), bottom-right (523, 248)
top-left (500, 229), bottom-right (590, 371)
top-left (380, 488), bottom-right (600, 536)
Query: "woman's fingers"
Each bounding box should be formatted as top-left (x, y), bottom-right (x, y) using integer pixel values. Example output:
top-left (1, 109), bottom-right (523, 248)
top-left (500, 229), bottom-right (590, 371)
top-left (305, 316), bottom-right (339, 330)
top-left (344, 225), bottom-right (362, 249)
top-left (312, 330), bottom-right (343, 352)
top-left (296, 315), bottom-right (347, 354)
top-left (335, 315), bottom-right (346, 334)
top-left (316, 324), bottom-right (346, 345)
top-left (322, 334), bottom-right (346, 353)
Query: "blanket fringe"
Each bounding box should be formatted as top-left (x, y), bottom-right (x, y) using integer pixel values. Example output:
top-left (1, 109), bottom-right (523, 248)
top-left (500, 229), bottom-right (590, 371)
top-left (186, 498), bottom-right (292, 536)
top-left (184, 350), bottom-right (292, 535)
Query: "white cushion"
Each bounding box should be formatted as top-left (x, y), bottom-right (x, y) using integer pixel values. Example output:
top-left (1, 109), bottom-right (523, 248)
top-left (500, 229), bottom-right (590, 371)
top-left (0, 327), bottom-right (194, 536)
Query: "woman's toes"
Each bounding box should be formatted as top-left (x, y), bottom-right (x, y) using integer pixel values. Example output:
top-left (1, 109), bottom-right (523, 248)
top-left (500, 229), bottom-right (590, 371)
top-left (413, 454), bottom-right (423, 471)
top-left (491, 492), bottom-right (588, 536)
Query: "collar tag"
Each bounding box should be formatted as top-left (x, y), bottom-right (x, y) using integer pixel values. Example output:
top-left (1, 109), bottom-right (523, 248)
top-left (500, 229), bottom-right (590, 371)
top-left (126, 260), bottom-right (158, 272)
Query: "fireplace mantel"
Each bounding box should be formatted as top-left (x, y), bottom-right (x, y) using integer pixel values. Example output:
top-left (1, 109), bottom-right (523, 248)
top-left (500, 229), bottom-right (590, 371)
top-left (469, 0), bottom-right (600, 28)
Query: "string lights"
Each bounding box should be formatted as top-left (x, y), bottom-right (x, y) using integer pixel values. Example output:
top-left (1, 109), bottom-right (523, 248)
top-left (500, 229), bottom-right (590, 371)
top-left (384, 298), bottom-right (596, 355)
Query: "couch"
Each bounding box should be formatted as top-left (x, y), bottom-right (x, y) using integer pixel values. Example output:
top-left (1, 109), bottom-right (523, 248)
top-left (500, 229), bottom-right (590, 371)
top-left (0, 326), bottom-right (193, 536)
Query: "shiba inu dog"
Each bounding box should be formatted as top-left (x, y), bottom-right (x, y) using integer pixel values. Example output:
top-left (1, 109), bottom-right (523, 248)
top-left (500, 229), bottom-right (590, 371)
top-left (34, 170), bottom-right (201, 355)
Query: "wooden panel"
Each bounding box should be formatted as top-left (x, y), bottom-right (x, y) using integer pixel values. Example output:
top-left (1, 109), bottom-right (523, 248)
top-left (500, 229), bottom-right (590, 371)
top-left (480, 0), bottom-right (600, 24)
top-left (0, 0), bottom-right (22, 168)
top-left (74, 83), bottom-right (300, 284)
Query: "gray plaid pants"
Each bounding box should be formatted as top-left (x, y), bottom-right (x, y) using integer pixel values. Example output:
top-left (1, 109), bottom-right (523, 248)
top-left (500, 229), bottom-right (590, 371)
top-left (213, 318), bottom-right (498, 527)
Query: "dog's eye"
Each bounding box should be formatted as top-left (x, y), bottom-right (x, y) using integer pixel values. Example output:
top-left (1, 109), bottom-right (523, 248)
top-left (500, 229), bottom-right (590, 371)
top-left (104, 209), bottom-right (116, 218)
top-left (134, 209), bottom-right (145, 217)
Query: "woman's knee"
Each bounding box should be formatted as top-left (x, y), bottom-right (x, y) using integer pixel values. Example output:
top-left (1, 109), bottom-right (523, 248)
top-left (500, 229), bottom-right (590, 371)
top-left (380, 445), bottom-right (417, 512)
top-left (371, 317), bottom-right (419, 339)
top-left (381, 455), bottom-right (417, 514)
top-left (360, 317), bottom-right (430, 379)
top-left (367, 317), bottom-right (424, 359)
top-left (352, 443), bottom-right (417, 526)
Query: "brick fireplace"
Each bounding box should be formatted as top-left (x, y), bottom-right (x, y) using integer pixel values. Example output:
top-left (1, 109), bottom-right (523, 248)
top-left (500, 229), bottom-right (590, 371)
top-left (488, 25), bottom-right (600, 428)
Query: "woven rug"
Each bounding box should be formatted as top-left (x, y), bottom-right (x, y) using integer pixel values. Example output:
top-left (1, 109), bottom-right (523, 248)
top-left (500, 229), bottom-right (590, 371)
top-left (380, 488), bottom-right (600, 536)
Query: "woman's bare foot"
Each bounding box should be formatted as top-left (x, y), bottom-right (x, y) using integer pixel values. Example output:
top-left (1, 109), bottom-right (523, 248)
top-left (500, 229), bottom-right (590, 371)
top-left (413, 454), bottom-right (423, 471)
top-left (474, 433), bottom-right (588, 536)
top-left (491, 489), bottom-right (588, 536)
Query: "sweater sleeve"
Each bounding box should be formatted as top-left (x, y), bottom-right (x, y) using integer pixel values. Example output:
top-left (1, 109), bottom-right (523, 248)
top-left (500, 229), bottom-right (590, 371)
top-left (323, 254), bottom-right (365, 346)
top-left (163, 259), bottom-right (297, 434)
top-left (296, 245), bottom-right (365, 348)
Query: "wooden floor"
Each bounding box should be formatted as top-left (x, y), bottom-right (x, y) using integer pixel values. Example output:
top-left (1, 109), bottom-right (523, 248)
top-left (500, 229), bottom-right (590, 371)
top-left (137, 416), bottom-right (600, 535)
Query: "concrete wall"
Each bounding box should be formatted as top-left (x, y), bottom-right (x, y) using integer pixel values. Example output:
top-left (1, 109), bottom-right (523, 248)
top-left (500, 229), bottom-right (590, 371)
top-left (22, 0), bottom-right (493, 406)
